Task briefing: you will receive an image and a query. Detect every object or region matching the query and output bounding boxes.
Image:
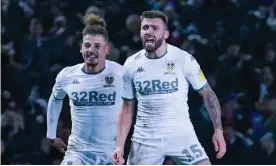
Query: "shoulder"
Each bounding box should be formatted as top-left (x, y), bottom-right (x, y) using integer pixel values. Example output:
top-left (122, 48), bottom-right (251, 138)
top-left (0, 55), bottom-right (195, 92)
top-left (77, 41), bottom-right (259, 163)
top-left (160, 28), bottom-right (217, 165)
top-left (106, 60), bottom-right (124, 76)
top-left (168, 45), bottom-right (195, 66)
top-left (106, 60), bottom-right (123, 69)
top-left (124, 49), bottom-right (145, 68)
top-left (56, 63), bottom-right (83, 81)
top-left (167, 44), bottom-right (193, 62)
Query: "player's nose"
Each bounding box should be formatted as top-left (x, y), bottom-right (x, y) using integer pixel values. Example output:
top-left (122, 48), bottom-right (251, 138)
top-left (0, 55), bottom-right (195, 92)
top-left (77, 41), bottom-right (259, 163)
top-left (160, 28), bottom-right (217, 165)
top-left (87, 46), bottom-right (94, 52)
top-left (145, 27), bottom-right (154, 34)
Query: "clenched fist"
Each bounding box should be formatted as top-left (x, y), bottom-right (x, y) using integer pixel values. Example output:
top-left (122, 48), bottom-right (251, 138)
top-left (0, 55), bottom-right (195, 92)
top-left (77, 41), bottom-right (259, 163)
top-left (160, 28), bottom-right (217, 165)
top-left (112, 147), bottom-right (125, 165)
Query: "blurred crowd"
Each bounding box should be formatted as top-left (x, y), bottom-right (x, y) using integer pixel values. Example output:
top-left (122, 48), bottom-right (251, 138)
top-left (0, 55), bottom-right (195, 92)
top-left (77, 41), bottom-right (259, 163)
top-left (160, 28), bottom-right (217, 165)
top-left (1, 0), bottom-right (276, 164)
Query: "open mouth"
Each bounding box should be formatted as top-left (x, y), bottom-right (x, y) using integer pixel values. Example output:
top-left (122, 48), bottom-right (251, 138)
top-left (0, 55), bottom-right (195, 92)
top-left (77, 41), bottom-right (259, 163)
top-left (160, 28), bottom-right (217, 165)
top-left (145, 36), bottom-right (155, 44)
top-left (87, 53), bottom-right (98, 60)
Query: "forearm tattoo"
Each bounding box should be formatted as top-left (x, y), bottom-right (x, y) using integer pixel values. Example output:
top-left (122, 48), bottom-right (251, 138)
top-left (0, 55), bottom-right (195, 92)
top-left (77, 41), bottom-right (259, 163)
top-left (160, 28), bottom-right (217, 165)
top-left (200, 84), bottom-right (223, 130)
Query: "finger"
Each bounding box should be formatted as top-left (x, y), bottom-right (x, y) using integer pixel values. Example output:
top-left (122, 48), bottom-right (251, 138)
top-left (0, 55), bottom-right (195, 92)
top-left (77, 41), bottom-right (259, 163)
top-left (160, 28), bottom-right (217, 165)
top-left (112, 153), bottom-right (118, 161)
top-left (113, 153), bottom-right (120, 164)
top-left (213, 139), bottom-right (219, 152)
top-left (115, 159), bottom-right (122, 165)
top-left (217, 142), bottom-right (226, 159)
top-left (112, 155), bottom-right (116, 161)
top-left (116, 156), bottom-right (121, 164)
top-left (114, 159), bottom-right (121, 165)
top-left (216, 151), bottom-right (222, 159)
top-left (116, 156), bottom-right (123, 165)
top-left (216, 151), bottom-right (226, 159)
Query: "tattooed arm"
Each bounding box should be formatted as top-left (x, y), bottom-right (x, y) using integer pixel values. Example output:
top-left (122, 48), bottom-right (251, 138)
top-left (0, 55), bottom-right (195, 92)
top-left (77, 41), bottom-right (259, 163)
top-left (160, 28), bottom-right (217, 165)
top-left (198, 83), bottom-right (223, 130)
top-left (198, 83), bottom-right (226, 159)
top-left (183, 52), bottom-right (225, 158)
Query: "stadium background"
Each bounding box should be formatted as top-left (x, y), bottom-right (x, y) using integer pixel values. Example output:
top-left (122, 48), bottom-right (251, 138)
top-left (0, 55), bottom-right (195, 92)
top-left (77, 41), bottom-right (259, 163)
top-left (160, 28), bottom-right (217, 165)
top-left (1, 0), bottom-right (276, 164)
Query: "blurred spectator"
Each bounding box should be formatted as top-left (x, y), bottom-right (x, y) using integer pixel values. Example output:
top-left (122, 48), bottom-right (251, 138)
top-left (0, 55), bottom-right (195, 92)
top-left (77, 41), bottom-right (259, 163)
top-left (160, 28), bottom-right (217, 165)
top-left (85, 6), bottom-right (102, 17)
top-left (217, 125), bottom-right (253, 164)
top-left (216, 44), bottom-right (242, 97)
top-left (115, 14), bottom-right (142, 49)
top-left (20, 18), bottom-right (46, 71)
top-left (49, 15), bottom-right (68, 37)
top-left (18, 0), bottom-right (36, 19)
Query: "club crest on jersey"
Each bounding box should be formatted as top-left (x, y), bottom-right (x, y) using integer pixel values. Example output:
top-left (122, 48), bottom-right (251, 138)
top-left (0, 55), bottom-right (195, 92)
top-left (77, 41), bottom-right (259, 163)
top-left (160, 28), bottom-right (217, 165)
top-left (164, 61), bottom-right (176, 75)
top-left (104, 73), bottom-right (114, 87)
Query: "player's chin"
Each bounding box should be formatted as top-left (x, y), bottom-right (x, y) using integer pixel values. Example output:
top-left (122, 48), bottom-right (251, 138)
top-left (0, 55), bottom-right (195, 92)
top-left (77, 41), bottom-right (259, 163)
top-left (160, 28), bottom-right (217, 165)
top-left (86, 59), bottom-right (98, 66)
top-left (144, 45), bottom-right (156, 52)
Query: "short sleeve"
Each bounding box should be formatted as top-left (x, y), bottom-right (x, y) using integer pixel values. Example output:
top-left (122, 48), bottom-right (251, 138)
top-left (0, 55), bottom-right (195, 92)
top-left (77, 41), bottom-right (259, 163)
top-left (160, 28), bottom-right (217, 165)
top-left (184, 54), bottom-right (207, 90)
top-left (52, 68), bottom-right (67, 100)
top-left (122, 63), bottom-right (135, 100)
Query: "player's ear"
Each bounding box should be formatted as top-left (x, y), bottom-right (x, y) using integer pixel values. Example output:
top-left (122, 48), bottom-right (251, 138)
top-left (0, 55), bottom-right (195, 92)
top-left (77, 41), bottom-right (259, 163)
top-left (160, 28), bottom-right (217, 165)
top-left (106, 42), bottom-right (112, 55)
top-left (164, 30), bottom-right (169, 40)
top-left (80, 44), bottom-right (83, 53)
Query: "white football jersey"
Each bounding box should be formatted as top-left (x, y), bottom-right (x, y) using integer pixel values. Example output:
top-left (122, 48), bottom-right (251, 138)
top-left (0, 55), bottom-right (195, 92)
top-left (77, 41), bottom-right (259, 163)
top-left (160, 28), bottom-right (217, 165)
top-left (52, 60), bottom-right (123, 152)
top-left (122, 44), bottom-right (207, 140)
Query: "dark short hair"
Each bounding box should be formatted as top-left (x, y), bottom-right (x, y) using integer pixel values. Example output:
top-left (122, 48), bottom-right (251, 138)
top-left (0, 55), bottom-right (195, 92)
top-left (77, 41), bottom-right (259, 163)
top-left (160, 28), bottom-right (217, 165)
top-left (140, 10), bottom-right (168, 26)
top-left (82, 14), bottom-right (109, 40)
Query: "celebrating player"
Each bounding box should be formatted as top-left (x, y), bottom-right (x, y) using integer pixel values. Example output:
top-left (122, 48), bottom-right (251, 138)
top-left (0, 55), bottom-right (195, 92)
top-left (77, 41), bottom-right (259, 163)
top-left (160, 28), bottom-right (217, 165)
top-left (113, 10), bottom-right (226, 165)
top-left (46, 14), bottom-right (123, 165)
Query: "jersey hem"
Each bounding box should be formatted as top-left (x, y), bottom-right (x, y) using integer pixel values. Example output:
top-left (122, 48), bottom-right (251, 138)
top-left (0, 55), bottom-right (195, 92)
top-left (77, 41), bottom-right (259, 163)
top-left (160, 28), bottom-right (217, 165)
top-left (121, 96), bottom-right (134, 101)
top-left (52, 94), bottom-right (64, 100)
top-left (195, 82), bottom-right (208, 91)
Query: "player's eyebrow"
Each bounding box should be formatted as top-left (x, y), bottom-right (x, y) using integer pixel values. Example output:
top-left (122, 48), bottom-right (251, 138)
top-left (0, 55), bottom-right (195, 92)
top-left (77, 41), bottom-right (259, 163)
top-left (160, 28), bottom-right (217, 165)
top-left (83, 42), bottom-right (102, 46)
top-left (83, 42), bottom-right (91, 45)
top-left (150, 25), bottom-right (159, 28)
top-left (143, 24), bottom-right (159, 27)
top-left (94, 43), bottom-right (101, 46)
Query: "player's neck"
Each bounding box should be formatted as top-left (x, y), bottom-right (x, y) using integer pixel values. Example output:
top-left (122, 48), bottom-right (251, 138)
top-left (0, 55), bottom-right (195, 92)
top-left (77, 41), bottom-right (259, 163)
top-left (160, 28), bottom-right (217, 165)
top-left (147, 42), bottom-right (167, 59)
top-left (83, 62), bottom-right (105, 74)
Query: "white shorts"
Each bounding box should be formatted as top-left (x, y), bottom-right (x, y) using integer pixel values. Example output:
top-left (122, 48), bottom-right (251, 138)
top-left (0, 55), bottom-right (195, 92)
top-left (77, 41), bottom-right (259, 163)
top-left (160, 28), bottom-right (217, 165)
top-left (127, 131), bottom-right (209, 165)
top-left (61, 149), bottom-right (113, 165)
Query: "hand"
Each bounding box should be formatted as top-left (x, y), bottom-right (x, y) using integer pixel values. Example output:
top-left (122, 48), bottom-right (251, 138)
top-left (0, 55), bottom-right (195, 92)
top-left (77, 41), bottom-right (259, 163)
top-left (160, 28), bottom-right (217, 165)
top-left (112, 147), bottom-right (125, 165)
top-left (212, 129), bottom-right (226, 159)
top-left (48, 138), bottom-right (67, 153)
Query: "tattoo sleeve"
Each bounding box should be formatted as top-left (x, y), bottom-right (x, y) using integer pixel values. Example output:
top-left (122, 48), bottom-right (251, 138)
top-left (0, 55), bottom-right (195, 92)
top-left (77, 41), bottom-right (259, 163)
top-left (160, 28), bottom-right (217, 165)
top-left (199, 83), bottom-right (223, 130)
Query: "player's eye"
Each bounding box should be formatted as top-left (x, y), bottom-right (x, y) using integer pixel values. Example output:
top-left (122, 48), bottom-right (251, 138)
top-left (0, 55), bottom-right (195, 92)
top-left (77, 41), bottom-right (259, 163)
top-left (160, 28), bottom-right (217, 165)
top-left (143, 25), bottom-right (149, 30)
top-left (94, 44), bottom-right (101, 49)
top-left (84, 44), bottom-right (90, 48)
top-left (151, 25), bottom-right (159, 31)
